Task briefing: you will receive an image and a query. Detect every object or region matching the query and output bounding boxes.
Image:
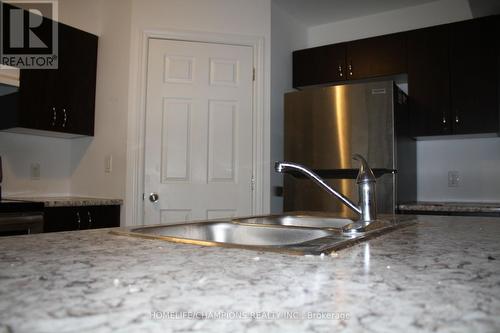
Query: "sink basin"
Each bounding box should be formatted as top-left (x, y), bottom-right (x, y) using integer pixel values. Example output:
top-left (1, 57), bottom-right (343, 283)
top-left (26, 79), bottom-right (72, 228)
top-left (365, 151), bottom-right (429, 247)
top-left (233, 215), bottom-right (353, 229)
top-left (111, 214), bottom-right (417, 255)
top-left (130, 221), bottom-right (336, 246)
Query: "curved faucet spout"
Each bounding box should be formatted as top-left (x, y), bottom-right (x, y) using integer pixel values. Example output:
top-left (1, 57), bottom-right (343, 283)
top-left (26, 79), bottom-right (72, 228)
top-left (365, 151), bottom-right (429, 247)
top-left (352, 154), bottom-right (376, 184)
top-left (275, 162), bottom-right (362, 216)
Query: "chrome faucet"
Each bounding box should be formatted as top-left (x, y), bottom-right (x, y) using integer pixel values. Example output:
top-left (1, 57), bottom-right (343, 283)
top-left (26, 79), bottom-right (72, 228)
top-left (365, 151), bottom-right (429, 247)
top-left (275, 154), bottom-right (377, 230)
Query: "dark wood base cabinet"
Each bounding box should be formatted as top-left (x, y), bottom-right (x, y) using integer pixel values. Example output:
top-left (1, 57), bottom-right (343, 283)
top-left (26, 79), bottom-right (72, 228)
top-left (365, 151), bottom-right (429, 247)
top-left (398, 210), bottom-right (500, 218)
top-left (43, 206), bottom-right (120, 233)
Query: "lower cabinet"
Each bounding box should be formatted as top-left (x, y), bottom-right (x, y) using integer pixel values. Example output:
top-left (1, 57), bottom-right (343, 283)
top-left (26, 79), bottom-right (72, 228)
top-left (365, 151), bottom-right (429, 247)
top-left (43, 205), bottom-right (120, 233)
top-left (398, 210), bottom-right (500, 218)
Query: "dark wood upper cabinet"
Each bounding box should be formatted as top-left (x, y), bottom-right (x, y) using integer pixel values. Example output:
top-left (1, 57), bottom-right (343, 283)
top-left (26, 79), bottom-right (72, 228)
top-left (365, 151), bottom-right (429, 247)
top-left (449, 16), bottom-right (499, 135)
top-left (293, 43), bottom-right (346, 87)
top-left (407, 25), bottom-right (452, 136)
top-left (55, 24), bottom-right (98, 136)
top-left (409, 16), bottom-right (500, 136)
top-left (293, 33), bottom-right (407, 88)
top-left (1, 11), bottom-right (98, 137)
top-left (17, 68), bottom-right (56, 130)
top-left (346, 33), bottom-right (407, 80)
top-left (293, 15), bottom-right (500, 137)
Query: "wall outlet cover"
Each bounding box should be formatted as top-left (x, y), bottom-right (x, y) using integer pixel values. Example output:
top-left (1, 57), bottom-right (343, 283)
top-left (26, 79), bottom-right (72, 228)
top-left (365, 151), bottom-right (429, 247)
top-left (30, 163), bottom-right (41, 180)
top-left (448, 171), bottom-right (460, 187)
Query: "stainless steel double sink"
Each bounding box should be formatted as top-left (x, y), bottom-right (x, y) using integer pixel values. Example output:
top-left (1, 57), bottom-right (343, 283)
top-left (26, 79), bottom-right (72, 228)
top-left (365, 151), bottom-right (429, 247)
top-left (111, 213), bottom-right (416, 255)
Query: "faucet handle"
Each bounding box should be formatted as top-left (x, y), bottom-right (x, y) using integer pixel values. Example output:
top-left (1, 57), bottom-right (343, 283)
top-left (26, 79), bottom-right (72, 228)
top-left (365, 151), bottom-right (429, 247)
top-left (352, 154), bottom-right (376, 184)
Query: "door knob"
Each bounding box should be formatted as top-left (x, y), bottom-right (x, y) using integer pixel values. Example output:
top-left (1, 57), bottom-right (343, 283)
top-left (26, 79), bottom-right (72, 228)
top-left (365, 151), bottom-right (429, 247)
top-left (149, 193), bottom-right (159, 203)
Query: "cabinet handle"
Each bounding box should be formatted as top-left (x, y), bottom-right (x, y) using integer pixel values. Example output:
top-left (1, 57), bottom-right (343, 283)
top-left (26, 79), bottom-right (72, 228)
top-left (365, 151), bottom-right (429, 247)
top-left (348, 63), bottom-right (353, 76)
top-left (76, 211), bottom-right (81, 230)
top-left (338, 65), bottom-right (343, 77)
top-left (87, 211), bottom-right (92, 229)
top-left (51, 107), bottom-right (57, 126)
top-left (62, 108), bottom-right (67, 128)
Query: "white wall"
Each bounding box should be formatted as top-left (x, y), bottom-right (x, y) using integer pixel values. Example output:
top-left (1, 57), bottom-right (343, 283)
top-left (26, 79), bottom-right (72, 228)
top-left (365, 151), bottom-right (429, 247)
top-left (125, 0), bottom-right (272, 224)
top-left (417, 138), bottom-right (500, 202)
top-left (0, 0), bottom-right (89, 197)
top-left (57, 0), bottom-right (133, 225)
top-left (1, 0), bottom-right (131, 201)
top-left (307, 0), bottom-right (472, 47)
top-left (57, 0), bottom-right (102, 35)
top-left (469, 0), bottom-right (500, 17)
top-left (67, 0), bottom-right (131, 203)
top-left (304, 0), bottom-right (500, 203)
top-left (270, 1), bottom-right (307, 213)
top-left (1, 0), bottom-right (272, 225)
top-left (0, 132), bottom-right (72, 196)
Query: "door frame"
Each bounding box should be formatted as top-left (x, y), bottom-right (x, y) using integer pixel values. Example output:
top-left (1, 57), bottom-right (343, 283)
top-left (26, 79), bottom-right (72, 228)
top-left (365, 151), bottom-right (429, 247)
top-left (127, 29), bottom-right (266, 226)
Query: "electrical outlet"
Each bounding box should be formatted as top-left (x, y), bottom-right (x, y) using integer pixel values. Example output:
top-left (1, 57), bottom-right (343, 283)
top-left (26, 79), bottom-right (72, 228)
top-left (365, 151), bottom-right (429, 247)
top-left (105, 155), bottom-right (113, 174)
top-left (448, 171), bottom-right (460, 187)
top-left (30, 163), bottom-right (41, 180)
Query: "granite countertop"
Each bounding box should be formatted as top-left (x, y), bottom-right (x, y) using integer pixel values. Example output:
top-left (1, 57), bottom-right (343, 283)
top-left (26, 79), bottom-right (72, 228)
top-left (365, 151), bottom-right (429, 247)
top-left (1, 215), bottom-right (499, 333)
top-left (4, 196), bottom-right (123, 207)
top-left (398, 201), bottom-right (500, 213)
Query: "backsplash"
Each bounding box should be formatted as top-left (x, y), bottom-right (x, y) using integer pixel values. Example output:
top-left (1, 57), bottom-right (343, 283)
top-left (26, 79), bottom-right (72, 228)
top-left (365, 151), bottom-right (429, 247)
top-left (417, 137), bottom-right (500, 202)
top-left (0, 132), bottom-right (72, 196)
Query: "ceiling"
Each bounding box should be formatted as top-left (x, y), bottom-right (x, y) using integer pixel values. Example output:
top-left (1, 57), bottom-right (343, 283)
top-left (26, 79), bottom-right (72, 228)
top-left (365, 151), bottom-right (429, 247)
top-left (273, 0), bottom-right (442, 26)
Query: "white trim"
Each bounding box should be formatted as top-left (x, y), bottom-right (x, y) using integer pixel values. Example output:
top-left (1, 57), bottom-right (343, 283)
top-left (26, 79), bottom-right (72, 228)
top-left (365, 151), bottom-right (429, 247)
top-left (127, 29), bottom-right (266, 226)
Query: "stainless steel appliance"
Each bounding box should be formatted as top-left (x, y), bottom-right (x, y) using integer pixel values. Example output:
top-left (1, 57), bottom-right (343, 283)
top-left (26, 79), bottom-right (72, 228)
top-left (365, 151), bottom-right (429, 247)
top-left (283, 80), bottom-right (416, 216)
top-left (0, 150), bottom-right (44, 236)
top-left (0, 200), bottom-right (44, 236)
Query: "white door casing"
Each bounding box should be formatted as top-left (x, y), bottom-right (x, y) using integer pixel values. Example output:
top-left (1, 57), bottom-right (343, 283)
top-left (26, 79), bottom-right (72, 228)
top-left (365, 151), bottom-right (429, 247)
top-left (144, 38), bottom-right (254, 224)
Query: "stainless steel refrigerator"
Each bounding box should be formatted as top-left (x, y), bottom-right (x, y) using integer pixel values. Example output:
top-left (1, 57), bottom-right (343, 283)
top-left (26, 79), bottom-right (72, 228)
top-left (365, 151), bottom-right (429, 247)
top-left (283, 80), bottom-right (416, 217)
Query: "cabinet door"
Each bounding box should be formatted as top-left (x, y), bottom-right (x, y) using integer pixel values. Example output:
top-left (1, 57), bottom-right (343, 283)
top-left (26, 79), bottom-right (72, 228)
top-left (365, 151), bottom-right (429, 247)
top-left (14, 19), bottom-right (97, 136)
top-left (88, 206), bottom-right (121, 229)
top-left (18, 69), bottom-right (58, 130)
top-left (56, 24), bottom-right (98, 136)
top-left (43, 206), bottom-right (120, 232)
top-left (43, 207), bottom-right (81, 232)
top-left (407, 25), bottom-right (452, 136)
top-left (16, 8), bottom-right (58, 131)
top-left (346, 33), bottom-right (407, 80)
top-left (450, 16), bottom-right (499, 134)
top-left (293, 43), bottom-right (346, 88)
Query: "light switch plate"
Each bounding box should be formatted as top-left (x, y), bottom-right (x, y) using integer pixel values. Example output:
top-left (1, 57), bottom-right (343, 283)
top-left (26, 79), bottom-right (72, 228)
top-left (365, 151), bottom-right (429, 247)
top-left (105, 155), bottom-right (113, 174)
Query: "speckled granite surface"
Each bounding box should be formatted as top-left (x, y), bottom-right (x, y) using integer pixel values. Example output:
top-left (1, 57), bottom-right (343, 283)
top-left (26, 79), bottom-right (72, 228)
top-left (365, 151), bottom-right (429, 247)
top-left (398, 202), bottom-right (500, 213)
top-left (5, 196), bottom-right (123, 207)
top-left (0, 215), bottom-right (499, 333)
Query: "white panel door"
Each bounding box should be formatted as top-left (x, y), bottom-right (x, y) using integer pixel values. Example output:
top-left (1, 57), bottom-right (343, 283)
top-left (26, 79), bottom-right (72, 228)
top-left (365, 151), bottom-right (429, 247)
top-left (144, 38), bottom-right (254, 224)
